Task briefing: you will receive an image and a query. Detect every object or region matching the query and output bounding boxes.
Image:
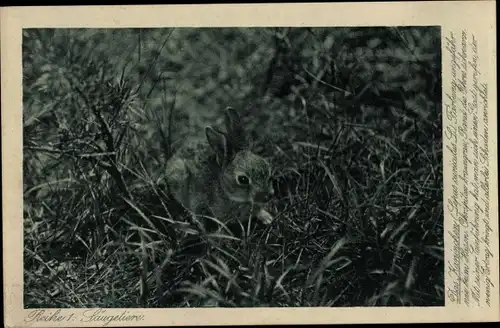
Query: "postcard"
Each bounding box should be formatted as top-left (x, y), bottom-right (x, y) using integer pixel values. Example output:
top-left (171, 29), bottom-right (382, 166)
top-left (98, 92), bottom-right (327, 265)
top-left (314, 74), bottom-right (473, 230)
top-left (1, 1), bottom-right (498, 326)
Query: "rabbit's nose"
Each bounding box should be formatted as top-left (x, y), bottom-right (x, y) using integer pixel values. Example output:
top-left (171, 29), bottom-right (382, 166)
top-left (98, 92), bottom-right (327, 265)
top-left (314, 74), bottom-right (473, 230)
top-left (255, 190), bottom-right (272, 202)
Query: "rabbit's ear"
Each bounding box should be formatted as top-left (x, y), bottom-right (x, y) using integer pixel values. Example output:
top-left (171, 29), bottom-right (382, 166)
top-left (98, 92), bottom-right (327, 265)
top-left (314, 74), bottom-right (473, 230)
top-left (206, 126), bottom-right (229, 167)
top-left (224, 107), bottom-right (241, 132)
top-left (224, 107), bottom-right (248, 149)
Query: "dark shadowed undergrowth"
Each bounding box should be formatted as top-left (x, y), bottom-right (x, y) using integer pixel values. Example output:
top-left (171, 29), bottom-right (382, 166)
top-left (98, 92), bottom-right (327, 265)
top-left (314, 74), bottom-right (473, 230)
top-left (23, 27), bottom-right (443, 308)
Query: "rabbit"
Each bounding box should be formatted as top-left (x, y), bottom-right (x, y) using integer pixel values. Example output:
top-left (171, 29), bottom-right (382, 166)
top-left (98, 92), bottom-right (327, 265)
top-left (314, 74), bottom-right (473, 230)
top-left (164, 107), bottom-right (275, 229)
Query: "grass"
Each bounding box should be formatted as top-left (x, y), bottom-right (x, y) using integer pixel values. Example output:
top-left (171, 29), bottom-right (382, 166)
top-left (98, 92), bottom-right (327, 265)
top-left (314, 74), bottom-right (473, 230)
top-left (23, 27), bottom-right (443, 308)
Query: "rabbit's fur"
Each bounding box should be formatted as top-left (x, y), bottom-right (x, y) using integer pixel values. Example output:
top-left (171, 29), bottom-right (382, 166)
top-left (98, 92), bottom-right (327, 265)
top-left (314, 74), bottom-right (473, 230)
top-left (165, 107), bottom-right (274, 228)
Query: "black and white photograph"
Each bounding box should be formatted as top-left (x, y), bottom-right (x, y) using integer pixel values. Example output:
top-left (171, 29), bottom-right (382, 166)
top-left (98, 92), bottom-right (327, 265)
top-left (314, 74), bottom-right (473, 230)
top-left (22, 26), bottom-right (444, 309)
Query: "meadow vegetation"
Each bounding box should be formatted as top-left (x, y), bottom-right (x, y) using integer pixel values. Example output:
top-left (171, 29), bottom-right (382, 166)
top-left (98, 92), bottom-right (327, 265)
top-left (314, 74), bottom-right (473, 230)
top-left (23, 27), bottom-right (443, 307)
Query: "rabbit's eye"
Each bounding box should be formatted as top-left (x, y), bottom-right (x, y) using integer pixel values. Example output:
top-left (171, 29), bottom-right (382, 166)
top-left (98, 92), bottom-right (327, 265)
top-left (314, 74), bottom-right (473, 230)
top-left (236, 175), bottom-right (250, 185)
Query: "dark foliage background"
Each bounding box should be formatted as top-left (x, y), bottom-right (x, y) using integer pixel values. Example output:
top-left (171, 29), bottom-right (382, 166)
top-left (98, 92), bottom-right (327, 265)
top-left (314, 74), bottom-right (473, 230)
top-left (23, 27), bottom-right (443, 308)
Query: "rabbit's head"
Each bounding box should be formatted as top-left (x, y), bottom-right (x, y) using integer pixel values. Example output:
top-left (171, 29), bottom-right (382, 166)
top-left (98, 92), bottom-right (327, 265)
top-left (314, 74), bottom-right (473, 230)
top-left (206, 107), bottom-right (274, 205)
